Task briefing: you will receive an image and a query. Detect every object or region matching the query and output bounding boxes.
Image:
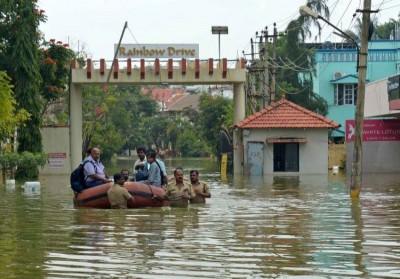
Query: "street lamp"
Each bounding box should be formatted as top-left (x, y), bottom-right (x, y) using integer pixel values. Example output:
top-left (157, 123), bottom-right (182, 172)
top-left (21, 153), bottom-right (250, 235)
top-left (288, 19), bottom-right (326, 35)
top-left (300, 4), bottom-right (371, 198)
top-left (300, 6), bottom-right (361, 72)
top-left (211, 26), bottom-right (228, 61)
top-left (299, 6), bottom-right (360, 51)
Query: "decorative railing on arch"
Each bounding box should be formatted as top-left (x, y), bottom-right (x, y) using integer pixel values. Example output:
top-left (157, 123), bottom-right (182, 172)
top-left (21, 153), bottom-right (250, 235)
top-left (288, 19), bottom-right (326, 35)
top-left (71, 58), bottom-right (247, 85)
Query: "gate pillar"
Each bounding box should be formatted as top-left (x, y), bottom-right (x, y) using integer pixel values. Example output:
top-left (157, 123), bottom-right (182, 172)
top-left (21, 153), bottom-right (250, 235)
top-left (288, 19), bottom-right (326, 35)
top-left (70, 84), bottom-right (83, 169)
top-left (233, 83), bottom-right (245, 174)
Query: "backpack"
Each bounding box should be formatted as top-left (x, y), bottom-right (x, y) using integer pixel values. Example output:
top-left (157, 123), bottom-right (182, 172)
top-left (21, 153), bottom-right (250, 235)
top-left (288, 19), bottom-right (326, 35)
top-left (135, 164), bottom-right (149, 182)
top-left (70, 160), bottom-right (95, 193)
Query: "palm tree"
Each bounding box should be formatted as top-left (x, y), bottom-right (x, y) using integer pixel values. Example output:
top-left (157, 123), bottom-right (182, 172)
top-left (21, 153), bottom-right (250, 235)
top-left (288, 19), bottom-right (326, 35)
top-left (342, 17), bottom-right (378, 42)
top-left (275, 0), bottom-right (329, 115)
top-left (289, 0), bottom-right (330, 42)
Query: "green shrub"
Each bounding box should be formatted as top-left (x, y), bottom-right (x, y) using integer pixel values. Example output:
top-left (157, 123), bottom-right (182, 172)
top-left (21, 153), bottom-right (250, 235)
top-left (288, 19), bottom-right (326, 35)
top-left (0, 152), bottom-right (47, 181)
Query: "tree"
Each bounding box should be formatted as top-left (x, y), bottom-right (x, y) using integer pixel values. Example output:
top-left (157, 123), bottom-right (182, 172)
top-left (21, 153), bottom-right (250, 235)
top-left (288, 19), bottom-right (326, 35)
top-left (166, 121), bottom-right (180, 154)
top-left (182, 106), bottom-right (200, 127)
top-left (343, 17), bottom-right (378, 42)
top-left (143, 116), bottom-right (171, 151)
top-left (0, 71), bottom-right (30, 144)
top-left (0, 1), bottom-right (47, 178)
top-left (39, 40), bottom-right (74, 123)
top-left (0, 2), bottom-right (74, 178)
top-left (113, 85), bottom-right (158, 152)
top-left (0, 1), bottom-right (46, 156)
top-left (293, 0), bottom-right (329, 42)
top-left (81, 84), bottom-right (159, 160)
top-left (176, 126), bottom-right (206, 157)
top-left (90, 122), bottom-right (125, 162)
top-left (199, 94), bottom-right (233, 155)
top-left (6, 2), bottom-right (45, 155)
top-left (278, 0), bottom-right (329, 115)
top-left (374, 18), bottom-right (400, 39)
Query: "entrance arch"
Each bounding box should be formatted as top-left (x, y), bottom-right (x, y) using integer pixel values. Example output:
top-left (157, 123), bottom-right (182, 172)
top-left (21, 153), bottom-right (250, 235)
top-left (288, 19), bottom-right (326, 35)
top-left (70, 58), bottom-right (247, 174)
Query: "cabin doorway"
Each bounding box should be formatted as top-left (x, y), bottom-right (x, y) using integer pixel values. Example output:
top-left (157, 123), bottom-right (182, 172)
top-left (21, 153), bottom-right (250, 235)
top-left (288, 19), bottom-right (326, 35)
top-left (273, 143), bottom-right (299, 172)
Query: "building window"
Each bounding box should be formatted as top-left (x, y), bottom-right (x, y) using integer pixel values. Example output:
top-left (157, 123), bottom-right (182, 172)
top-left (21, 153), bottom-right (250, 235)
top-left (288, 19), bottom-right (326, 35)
top-left (334, 84), bottom-right (358, 105)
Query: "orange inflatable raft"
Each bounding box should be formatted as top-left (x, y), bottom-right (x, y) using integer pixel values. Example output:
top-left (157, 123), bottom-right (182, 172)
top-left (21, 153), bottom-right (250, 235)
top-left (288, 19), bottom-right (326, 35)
top-left (73, 182), bottom-right (169, 208)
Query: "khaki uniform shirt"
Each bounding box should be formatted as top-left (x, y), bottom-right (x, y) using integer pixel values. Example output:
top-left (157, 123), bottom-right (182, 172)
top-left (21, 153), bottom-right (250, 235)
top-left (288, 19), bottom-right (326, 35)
top-left (191, 180), bottom-right (210, 204)
top-left (164, 180), bottom-right (194, 207)
top-left (107, 183), bottom-right (132, 209)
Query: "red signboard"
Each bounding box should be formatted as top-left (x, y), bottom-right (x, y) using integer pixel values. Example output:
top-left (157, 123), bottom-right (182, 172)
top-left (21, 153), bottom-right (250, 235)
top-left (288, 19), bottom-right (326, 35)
top-left (346, 119), bottom-right (400, 142)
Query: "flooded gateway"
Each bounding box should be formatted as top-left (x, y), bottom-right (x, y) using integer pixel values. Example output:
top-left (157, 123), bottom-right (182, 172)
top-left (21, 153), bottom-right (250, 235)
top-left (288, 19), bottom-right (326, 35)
top-left (0, 158), bottom-right (400, 278)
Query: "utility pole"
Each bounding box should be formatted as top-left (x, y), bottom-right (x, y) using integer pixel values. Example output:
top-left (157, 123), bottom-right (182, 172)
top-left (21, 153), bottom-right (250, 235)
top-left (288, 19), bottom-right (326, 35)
top-left (244, 24), bottom-right (284, 113)
top-left (247, 34), bottom-right (266, 112)
top-left (300, 3), bottom-right (377, 199)
top-left (249, 38), bottom-right (258, 114)
top-left (350, 0), bottom-right (372, 198)
top-left (262, 27), bottom-right (269, 107)
top-left (264, 23), bottom-right (285, 104)
top-left (250, 38), bottom-right (255, 61)
top-left (256, 31), bottom-right (267, 108)
top-left (270, 23), bottom-right (277, 103)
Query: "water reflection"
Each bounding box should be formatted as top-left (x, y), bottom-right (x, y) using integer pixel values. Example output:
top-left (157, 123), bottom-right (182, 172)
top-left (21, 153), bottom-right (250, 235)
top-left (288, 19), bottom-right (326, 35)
top-left (0, 158), bottom-right (400, 278)
top-left (351, 199), bottom-right (365, 276)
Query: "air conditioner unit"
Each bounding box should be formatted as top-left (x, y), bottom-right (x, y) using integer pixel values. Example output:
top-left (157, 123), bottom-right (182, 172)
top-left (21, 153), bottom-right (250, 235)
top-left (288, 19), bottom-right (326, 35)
top-left (333, 72), bottom-right (346, 79)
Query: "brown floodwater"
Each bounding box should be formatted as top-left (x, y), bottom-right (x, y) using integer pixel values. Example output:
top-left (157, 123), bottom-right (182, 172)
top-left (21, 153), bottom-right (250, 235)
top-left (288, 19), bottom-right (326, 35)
top-left (0, 157), bottom-right (399, 278)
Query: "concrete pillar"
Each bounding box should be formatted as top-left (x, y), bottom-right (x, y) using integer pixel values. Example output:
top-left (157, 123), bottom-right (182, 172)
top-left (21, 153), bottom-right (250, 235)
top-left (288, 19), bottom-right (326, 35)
top-left (233, 83), bottom-right (246, 174)
top-left (233, 83), bottom-right (246, 123)
top-left (70, 83), bottom-right (83, 171)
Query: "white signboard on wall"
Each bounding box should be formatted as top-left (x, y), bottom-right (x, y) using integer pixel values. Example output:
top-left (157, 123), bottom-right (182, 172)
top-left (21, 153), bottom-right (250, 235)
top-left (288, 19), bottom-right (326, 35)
top-left (48, 153), bottom-right (66, 168)
top-left (115, 44), bottom-right (199, 59)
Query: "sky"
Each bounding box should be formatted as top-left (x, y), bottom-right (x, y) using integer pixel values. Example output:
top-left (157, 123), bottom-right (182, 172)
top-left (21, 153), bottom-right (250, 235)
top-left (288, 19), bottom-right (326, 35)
top-left (39, 0), bottom-right (400, 61)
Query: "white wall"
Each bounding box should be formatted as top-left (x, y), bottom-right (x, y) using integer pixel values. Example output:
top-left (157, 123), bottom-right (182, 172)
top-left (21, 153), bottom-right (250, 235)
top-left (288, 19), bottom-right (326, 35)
top-left (40, 126), bottom-right (71, 175)
top-left (243, 128), bottom-right (329, 175)
top-left (346, 141), bottom-right (400, 173)
top-left (365, 77), bottom-right (400, 117)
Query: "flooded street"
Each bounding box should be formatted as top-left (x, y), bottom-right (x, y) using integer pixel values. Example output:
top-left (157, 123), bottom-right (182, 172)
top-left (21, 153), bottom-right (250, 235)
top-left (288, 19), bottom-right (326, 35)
top-left (1, 157), bottom-right (400, 278)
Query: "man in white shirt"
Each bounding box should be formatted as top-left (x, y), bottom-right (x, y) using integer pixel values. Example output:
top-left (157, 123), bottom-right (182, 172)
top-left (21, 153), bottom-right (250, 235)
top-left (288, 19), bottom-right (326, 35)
top-left (133, 147), bottom-right (149, 181)
top-left (84, 148), bottom-right (112, 188)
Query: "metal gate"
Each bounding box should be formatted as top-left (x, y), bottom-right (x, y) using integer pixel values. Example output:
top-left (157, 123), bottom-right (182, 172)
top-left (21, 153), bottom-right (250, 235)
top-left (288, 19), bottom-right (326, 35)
top-left (247, 142), bottom-right (264, 175)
